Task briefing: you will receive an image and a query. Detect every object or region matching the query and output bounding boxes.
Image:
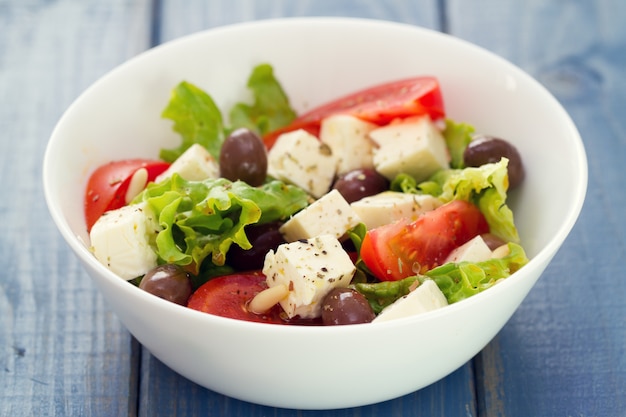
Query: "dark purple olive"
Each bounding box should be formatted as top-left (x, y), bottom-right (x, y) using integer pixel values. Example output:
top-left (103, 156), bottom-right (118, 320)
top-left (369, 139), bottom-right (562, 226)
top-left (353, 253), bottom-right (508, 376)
top-left (333, 168), bottom-right (390, 203)
top-left (227, 222), bottom-right (286, 270)
top-left (463, 135), bottom-right (525, 189)
top-left (219, 128), bottom-right (268, 186)
top-left (139, 264), bottom-right (192, 305)
top-left (321, 287), bottom-right (376, 325)
top-left (480, 233), bottom-right (508, 251)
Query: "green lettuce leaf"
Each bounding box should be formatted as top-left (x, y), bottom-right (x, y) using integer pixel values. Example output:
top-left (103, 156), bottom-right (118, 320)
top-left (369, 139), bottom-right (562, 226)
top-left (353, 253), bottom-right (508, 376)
top-left (132, 174), bottom-right (309, 274)
top-left (442, 119), bottom-right (474, 169)
top-left (159, 81), bottom-right (225, 162)
top-left (390, 173), bottom-right (442, 196)
top-left (391, 158), bottom-right (519, 243)
top-left (347, 223), bottom-right (374, 285)
top-left (159, 64), bottom-right (296, 163)
top-left (355, 276), bottom-right (420, 314)
top-left (420, 242), bottom-right (529, 303)
top-left (228, 63), bottom-right (297, 136)
top-left (437, 158), bottom-right (519, 242)
top-left (355, 242), bottom-right (528, 311)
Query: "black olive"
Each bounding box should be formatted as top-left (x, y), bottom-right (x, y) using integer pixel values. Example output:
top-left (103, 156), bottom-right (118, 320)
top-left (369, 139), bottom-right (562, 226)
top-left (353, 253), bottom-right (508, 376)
top-left (480, 233), bottom-right (508, 251)
top-left (463, 135), bottom-right (525, 189)
top-left (321, 287), bottom-right (375, 325)
top-left (333, 168), bottom-right (390, 203)
top-left (227, 222), bottom-right (286, 270)
top-left (139, 264), bottom-right (192, 305)
top-left (219, 128), bottom-right (268, 186)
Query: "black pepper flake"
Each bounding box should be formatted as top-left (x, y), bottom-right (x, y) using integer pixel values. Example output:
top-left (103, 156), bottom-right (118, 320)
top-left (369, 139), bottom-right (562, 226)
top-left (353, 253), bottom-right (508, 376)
top-left (321, 267), bottom-right (328, 272)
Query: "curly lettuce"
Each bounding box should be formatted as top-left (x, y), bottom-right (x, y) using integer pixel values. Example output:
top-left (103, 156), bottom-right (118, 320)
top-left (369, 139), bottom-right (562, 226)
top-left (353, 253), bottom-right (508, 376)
top-left (391, 158), bottom-right (519, 243)
top-left (419, 242), bottom-right (528, 303)
top-left (442, 119), bottom-right (475, 169)
top-left (159, 63), bottom-right (296, 162)
top-left (132, 174), bottom-right (309, 274)
top-left (228, 63), bottom-right (297, 136)
top-left (160, 81), bottom-right (225, 162)
top-left (355, 243), bottom-right (528, 311)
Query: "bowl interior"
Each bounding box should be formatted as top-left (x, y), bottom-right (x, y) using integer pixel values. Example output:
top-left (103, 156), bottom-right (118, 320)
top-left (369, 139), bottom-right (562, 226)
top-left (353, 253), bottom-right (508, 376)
top-left (43, 17), bottom-right (587, 409)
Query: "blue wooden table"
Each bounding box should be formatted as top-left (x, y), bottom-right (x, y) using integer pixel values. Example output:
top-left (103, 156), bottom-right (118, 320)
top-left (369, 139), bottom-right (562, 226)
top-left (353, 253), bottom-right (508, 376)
top-left (1, 1), bottom-right (624, 416)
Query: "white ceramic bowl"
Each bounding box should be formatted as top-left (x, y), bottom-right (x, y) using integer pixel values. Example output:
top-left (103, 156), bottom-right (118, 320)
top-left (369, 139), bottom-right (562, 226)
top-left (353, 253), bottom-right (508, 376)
top-left (43, 17), bottom-right (587, 409)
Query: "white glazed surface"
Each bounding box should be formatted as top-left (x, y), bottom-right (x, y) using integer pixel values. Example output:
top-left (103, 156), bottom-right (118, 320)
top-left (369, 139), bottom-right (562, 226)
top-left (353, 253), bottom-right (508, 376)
top-left (43, 17), bottom-right (587, 409)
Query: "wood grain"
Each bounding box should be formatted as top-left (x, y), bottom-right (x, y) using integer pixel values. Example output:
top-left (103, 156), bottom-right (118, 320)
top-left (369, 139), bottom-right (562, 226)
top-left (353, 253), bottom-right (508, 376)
top-left (1, 0), bottom-right (625, 416)
top-left (0, 1), bottom-right (152, 416)
top-left (448, 1), bottom-right (626, 416)
top-left (157, 0), bottom-right (443, 43)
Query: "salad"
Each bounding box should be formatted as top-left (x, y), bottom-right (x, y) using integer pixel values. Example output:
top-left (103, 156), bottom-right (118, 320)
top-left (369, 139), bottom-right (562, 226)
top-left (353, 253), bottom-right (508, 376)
top-left (85, 63), bottom-right (528, 325)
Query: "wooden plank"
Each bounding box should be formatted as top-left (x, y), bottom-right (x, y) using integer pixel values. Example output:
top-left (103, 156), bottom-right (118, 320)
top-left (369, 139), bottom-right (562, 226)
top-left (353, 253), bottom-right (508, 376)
top-left (0, 1), bottom-right (152, 416)
top-left (446, 1), bottom-right (626, 416)
top-left (137, 1), bottom-right (478, 415)
top-left (157, 0), bottom-right (443, 43)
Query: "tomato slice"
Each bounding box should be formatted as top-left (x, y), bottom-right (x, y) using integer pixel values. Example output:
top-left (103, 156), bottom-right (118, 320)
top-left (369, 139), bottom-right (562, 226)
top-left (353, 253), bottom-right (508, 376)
top-left (187, 273), bottom-right (324, 325)
top-left (263, 76), bottom-right (445, 148)
top-left (187, 273), bottom-right (286, 324)
top-left (84, 159), bottom-right (170, 231)
top-left (360, 200), bottom-right (490, 281)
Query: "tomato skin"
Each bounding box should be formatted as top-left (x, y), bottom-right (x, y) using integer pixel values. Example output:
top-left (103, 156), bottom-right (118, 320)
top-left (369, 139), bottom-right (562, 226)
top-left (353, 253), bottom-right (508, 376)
top-left (187, 272), bottom-right (284, 324)
top-left (360, 200), bottom-right (490, 281)
top-left (263, 76), bottom-right (445, 149)
top-left (187, 272), bottom-right (324, 325)
top-left (84, 159), bottom-right (170, 231)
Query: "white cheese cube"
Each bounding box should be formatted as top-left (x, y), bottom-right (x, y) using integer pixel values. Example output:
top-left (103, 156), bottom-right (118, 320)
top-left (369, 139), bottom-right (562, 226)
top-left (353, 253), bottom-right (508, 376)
top-left (444, 235), bottom-right (492, 264)
top-left (262, 235), bottom-right (356, 319)
top-left (369, 116), bottom-right (450, 182)
top-left (267, 129), bottom-right (336, 198)
top-left (350, 191), bottom-right (442, 229)
top-left (89, 202), bottom-right (160, 280)
top-left (373, 280), bottom-right (448, 323)
top-left (279, 189), bottom-right (362, 242)
top-left (155, 143), bottom-right (218, 182)
top-left (319, 114), bottom-right (378, 174)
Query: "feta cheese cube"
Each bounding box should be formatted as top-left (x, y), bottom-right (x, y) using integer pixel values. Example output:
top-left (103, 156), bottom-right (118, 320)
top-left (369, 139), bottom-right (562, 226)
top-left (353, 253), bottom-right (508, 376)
top-left (155, 143), bottom-right (218, 182)
top-left (319, 114), bottom-right (378, 174)
top-left (280, 189), bottom-right (362, 242)
top-left (262, 235), bottom-right (356, 319)
top-left (444, 235), bottom-right (493, 264)
top-left (350, 191), bottom-right (442, 229)
top-left (89, 202), bottom-right (160, 280)
top-left (267, 129), bottom-right (336, 198)
top-left (373, 280), bottom-right (448, 323)
top-left (369, 116), bottom-right (450, 182)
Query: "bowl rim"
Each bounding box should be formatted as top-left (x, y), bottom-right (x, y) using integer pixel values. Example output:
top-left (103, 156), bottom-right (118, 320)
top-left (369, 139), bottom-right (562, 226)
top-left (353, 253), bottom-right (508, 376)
top-left (42, 16), bottom-right (588, 335)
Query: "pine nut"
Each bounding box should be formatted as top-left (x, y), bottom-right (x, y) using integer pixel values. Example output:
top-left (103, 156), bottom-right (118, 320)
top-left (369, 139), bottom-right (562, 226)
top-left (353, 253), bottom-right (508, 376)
top-left (125, 167), bottom-right (148, 204)
top-left (248, 284), bottom-right (288, 314)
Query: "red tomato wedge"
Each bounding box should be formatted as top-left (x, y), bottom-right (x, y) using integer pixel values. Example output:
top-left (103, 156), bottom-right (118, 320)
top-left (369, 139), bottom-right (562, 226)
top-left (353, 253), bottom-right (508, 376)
top-left (360, 200), bottom-right (490, 281)
top-left (187, 273), bottom-right (323, 325)
top-left (263, 76), bottom-right (445, 148)
top-left (84, 159), bottom-right (170, 231)
top-left (187, 273), bottom-right (286, 324)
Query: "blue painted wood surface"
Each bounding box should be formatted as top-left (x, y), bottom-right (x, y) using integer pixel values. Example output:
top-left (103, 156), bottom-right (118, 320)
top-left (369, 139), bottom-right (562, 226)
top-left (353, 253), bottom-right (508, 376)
top-left (0, 1), bottom-right (624, 416)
